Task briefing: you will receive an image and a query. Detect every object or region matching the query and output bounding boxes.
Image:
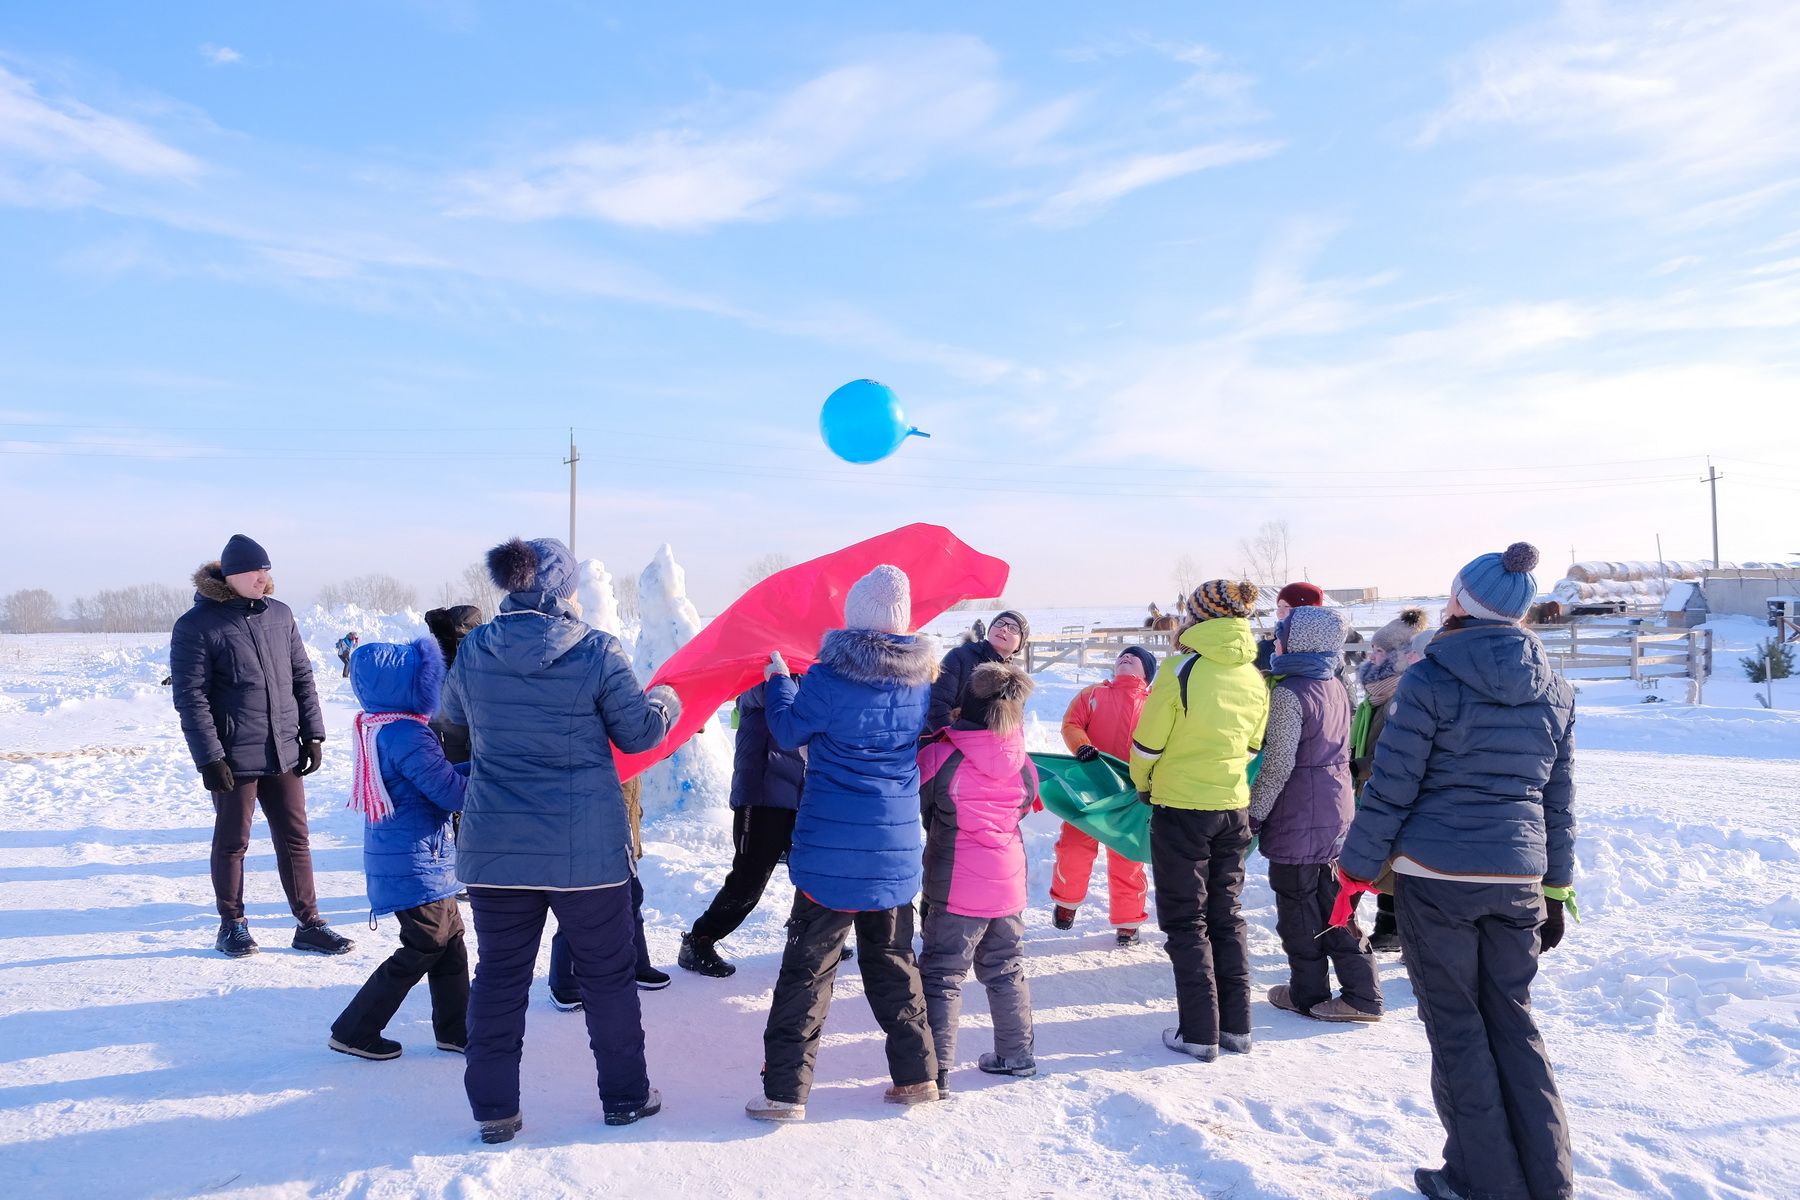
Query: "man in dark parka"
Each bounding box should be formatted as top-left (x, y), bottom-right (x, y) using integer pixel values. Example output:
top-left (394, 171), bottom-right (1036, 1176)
top-left (170, 534), bottom-right (353, 958)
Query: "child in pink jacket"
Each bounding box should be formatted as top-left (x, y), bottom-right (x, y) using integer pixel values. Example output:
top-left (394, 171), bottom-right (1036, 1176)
top-left (917, 663), bottom-right (1041, 1092)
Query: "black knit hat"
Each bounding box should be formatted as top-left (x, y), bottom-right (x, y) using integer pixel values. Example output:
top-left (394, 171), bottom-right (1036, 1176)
top-left (220, 534), bottom-right (271, 576)
top-left (1118, 645), bottom-right (1158, 684)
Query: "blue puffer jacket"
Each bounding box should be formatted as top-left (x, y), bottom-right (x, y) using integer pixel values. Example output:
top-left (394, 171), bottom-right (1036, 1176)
top-left (442, 591), bottom-right (677, 890)
top-left (730, 683), bottom-right (806, 811)
top-left (765, 628), bottom-right (938, 911)
top-left (1339, 620), bottom-right (1576, 887)
top-left (349, 638), bottom-right (468, 917)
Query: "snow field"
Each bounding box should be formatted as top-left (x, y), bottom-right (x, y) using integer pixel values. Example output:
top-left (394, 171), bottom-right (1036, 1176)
top-left (2, 604), bottom-right (1799, 1198)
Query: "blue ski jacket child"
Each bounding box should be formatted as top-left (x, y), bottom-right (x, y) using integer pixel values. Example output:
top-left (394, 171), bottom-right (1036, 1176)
top-left (349, 638), bottom-right (469, 917)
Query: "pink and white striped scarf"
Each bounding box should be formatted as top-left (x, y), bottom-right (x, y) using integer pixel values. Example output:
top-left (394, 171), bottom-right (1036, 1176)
top-left (348, 711), bottom-right (431, 823)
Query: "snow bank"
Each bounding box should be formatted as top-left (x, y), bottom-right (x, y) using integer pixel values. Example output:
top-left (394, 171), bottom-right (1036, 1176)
top-left (632, 544), bottom-right (731, 818)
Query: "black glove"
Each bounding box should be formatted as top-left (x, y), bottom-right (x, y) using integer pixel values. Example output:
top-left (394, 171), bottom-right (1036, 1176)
top-left (200, 760), bottom-right (235, 793)
top-left (1540, 898), bottom-right (1566, 953)
top-left (1136, 790), bottom-right (1152, 806)
top-left (1074, 744), bottom-right (1100, 763)
top-left (296, 740), bottom-right (324, 777)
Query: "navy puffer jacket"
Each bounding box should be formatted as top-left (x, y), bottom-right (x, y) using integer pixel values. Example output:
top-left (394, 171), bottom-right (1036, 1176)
top-left (1339, 620), bottom-right (1576, 887)
top-left (170, 563), bottom-right (325, 777)
top-left (730, 683), bottom-right (806, 811)
top-left (765, 628), bottom-right (938, 911)
top-left (350, 638), bottom-right (468, 916)
top-left (442, 591), bottom-right (676, 890)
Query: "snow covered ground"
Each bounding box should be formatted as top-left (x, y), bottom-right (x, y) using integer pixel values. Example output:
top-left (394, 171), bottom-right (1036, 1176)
top-left (2, 613), bottom-right (1798, 1199)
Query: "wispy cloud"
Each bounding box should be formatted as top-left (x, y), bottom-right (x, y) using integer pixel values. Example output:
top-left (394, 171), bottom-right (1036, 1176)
top-left (0, 64), bottom-right (202, 200)
top-left (1029, 140), bottom-right (1281, 226)
top-left (1421, 0), bottom-right (1800, 223)
top-left (451, 36), bottom-right (1004, 230)
top-left (199, 44), bottom-right (242, 67)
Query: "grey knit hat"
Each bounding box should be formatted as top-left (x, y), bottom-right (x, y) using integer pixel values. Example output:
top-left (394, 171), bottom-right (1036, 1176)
top-left (844, 564), bottom-right (911, 634)
top-left (1372, 608), bottom-right (1430, 655)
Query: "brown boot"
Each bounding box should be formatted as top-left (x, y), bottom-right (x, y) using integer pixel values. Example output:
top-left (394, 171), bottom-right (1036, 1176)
top-left (882, 1081), bottom-right (940, 1105)
top-left (1310, 997), bottom-right (1382, 1023)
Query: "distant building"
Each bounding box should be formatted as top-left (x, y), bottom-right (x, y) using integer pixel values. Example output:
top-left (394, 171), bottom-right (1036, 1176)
top-left (1325, 587), bottom-right (1379, 604)
top-left (1702, 568), bottom-right (1800, 619)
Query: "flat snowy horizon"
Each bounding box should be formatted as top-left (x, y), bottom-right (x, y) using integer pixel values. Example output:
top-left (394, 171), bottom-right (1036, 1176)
top-left (2, 609), bottom-right (1797, 1198)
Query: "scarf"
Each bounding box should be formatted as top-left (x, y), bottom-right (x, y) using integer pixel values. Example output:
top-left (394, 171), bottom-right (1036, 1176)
top-left (348, 711), bottom-right (431, 823)
top-left (1269, 650), bottom-right (1338, 681)
top-left (1362, 671), bottom-right (1401, 709)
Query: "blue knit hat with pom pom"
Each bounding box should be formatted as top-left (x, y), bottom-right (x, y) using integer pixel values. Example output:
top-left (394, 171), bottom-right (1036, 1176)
top-left (1452, 542), bottom-right (1540, 621)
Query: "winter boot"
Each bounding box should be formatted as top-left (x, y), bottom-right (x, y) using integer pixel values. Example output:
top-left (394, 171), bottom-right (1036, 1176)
top-left (1220, 1031), bottom-right (1253, 1055)
top-left (478, 1114), bottom-right (522, 1144)
top-left (936, 1069), bottom-right (950, 1095)
top-left (882, 1081), bottom-right (940, 1105)
top-left (1310, 997), bottom-right (1382, 1023)
top-left (678, 933), bottom-right (737, 978)
top-left (1051, 905), bottom-right (1076, 931)
top-left (841, 941), bottom-right (856, 963)
top-left (1114, 927), bottom-right (1141, 947)
top-left (1268, 984), bottom-right (1307, 1016)
top-left (293, 922), bottom-right (354, 956)
top-left (1369, 931), bottom-right (1402, 953)
top-left (745, 1093), bottom-right (806, 1122)
top-left (216, 919), bottom-right (258, 958)
top-left (1414, 1167), bottom-right (1470, 1200)
top-left (329, 1034), bottom-right (402, 1061)
top-left (636, 964), bottom-right (672, 991)
top-left (1162, 1028), bottom-right (1219, 1063)
top-left (549, 988), bottom-right (584, 1012)
top-left (604, 1087), bottom-right (662, 1127)
top-left (977, 1052), bottom-right (1037, 1078)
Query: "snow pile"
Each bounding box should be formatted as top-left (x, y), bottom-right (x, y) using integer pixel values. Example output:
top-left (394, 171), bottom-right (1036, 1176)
top-left (631, 544), bottom-right (731, 818)
top-left (575, 559), bottom-right (627, 643)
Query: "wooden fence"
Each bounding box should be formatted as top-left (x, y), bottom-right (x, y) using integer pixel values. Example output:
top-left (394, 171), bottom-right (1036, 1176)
top-left (1022, 620), bottom-right (1715, 702)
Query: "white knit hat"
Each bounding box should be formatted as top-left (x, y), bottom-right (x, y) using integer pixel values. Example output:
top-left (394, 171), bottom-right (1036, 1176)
top-left (844, 564), bottom-right (911, 634)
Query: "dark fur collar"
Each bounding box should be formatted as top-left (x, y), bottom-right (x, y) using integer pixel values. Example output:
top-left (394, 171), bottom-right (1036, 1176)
top-left (818, 628), bottom-right (939, 687)
top-left (193, 561), bottom-right (275, 604)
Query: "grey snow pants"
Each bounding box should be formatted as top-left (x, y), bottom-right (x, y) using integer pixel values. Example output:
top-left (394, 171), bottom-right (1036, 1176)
top-left (1397, 875), bottom-right (1573, 1200)
top-left (919, 910), bottom-right (1032, 1071)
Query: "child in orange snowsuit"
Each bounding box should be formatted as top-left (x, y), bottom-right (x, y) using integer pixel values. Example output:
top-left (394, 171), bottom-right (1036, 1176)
top-left (1050, 647), bottom-right (1155, 943)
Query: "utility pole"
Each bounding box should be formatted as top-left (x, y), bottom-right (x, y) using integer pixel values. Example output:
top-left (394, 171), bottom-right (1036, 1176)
top-left (1703, 458), bottom-right (1723, 567)
top-left (564, 428), bottom-right (580, 557)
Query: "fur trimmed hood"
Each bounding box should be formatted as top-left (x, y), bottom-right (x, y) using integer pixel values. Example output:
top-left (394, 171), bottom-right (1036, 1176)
top-left (192, 561), bottom-right (274, 605)
top-left (818, 627), bottom-right (939, 687)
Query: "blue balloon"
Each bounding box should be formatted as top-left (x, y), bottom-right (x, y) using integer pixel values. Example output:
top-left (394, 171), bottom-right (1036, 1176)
top-left (820, 379), bottom-right (930, 464)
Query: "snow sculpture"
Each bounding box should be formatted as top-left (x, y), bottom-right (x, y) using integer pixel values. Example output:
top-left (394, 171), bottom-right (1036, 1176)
top-left (633, 544), bottom-right (732, 818)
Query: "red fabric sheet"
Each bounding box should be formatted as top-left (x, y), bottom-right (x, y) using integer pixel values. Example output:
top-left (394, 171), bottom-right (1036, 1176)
top-left (613, 524), bottom-right (1010, 781)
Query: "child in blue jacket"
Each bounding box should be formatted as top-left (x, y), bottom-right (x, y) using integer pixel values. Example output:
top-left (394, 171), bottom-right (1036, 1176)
top-left (329, 637), bottom-right (470, 1061)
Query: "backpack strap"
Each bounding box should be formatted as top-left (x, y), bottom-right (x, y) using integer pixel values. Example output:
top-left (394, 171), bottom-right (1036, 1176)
top-left (1177, 654), bottom-right (1200, 714)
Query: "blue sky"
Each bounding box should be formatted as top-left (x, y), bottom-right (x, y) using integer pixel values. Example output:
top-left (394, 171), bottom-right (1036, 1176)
top-left (3, 1), bottom-right (1798, 612)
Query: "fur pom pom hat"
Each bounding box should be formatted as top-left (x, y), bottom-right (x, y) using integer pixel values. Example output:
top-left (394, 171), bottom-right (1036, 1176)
top-left (487, 536), bottom-right (577, 599)
top-left (957, 662), bottom-right (1033, 736)
top-left (1185, 579), bottom-right (1259, 622)
top-left (1452, 542), bottom-right (1541, 622)
top-left (844, 564), bottom-right (912, 634)
top-left (1372, 607), bottom-right (1430, 655)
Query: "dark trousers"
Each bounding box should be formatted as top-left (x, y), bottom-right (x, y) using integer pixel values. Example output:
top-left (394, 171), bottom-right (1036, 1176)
top-left (209, 772), bottom-right (319, 924)
top-left (691, 806), bottom-right (797, 944)
top-left (1397, 875), bottom-right (1573, 1200)
top-left (332, 898), bottom-right (468, 1045)
top-left (761, 891), bottom-right (935, 1105)
top-left (464, 884), bottom-right (649, 1122)
top-left (548, 874), bottom-right (651, 991)
top-left (1150, 806), bottom-right (1252, 1045)
top-left (1268, 862), bottom-right (1383, 1014)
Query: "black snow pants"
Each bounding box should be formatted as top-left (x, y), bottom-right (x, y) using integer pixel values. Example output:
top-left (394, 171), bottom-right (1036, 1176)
top-left (331, 898), bottom-right (468, 1046)
top-left (691, 806), bottom-right (797, 945)
top-left (1150, 806), bottom-right (1252, 1046)
top-left (1397, 875), bottom-right (1573, 1200)
top-left (761, 891), bottom-right (935, 1105)
top-left (1268, 861), bottom-right (1383, 1015)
